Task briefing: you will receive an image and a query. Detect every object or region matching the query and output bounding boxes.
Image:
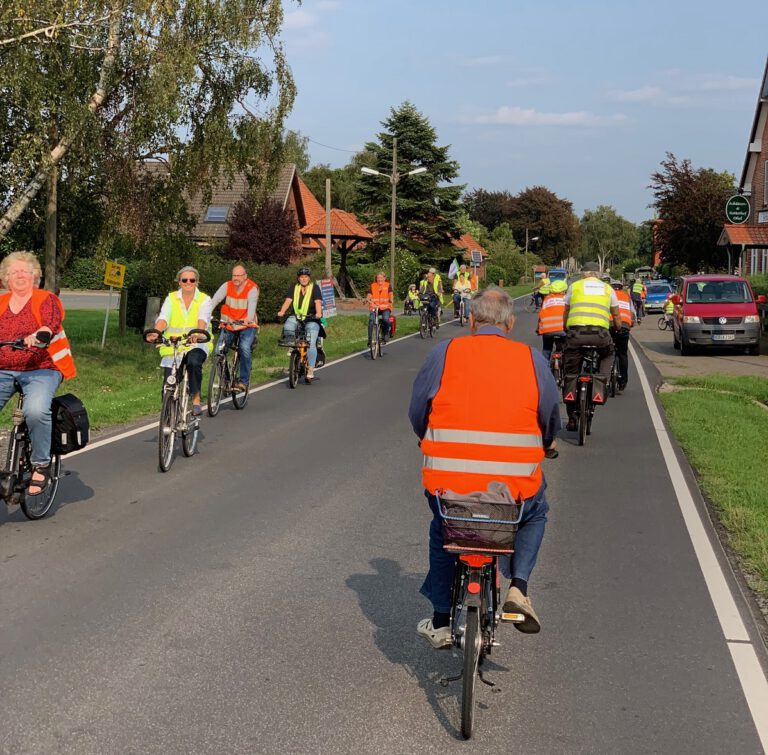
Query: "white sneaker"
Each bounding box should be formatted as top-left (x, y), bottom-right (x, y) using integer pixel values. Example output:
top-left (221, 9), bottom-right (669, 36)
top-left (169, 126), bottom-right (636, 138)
top-left (416, 618), bottom-right (452, 649)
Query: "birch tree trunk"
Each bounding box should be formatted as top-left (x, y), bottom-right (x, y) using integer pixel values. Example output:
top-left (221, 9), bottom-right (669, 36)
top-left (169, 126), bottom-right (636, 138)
top-left (44, 165), bottom-right (58, 293)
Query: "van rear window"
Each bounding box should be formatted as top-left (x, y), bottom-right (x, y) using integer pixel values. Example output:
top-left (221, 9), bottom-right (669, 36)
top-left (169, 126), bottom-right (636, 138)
top-left (685, 281), bottom-right (752, 304)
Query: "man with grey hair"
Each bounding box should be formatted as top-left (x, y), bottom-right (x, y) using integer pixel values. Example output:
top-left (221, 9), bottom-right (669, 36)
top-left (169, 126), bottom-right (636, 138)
top-left (409, 286), bottom-right (560, 647)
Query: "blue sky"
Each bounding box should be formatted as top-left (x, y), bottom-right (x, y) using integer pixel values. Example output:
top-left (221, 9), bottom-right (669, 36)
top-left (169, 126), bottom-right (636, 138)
top-left (280, 0), bottom-right (767, 224)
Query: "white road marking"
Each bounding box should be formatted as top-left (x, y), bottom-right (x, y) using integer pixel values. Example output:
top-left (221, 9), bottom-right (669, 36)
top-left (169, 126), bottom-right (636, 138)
top-left (630, 341), bottom-right (768, 751)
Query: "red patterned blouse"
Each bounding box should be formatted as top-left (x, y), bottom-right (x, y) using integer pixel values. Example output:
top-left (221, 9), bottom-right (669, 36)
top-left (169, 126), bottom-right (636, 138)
top-left (0, 295), bottom-right (62, 372)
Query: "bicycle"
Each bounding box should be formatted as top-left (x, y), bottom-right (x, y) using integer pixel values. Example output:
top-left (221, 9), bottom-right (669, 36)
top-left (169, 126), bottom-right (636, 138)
top-left (369, 307), bottom-right (385, 360)
top-left (657, 315), bottom-right (673, 331)
top-left (143, 328), bottom-right (211, 472)
top-left (436, 489), bottom-right (526, 739)
top-left (418, 295), bottom-right (439, 339)
top-left (524, 293), bottom-right (540, 313)
top-left (287, 318), bottom-right (316, 387)
top-left (548, 336), bottom-right (565, 389)
top-left (0, 336), bottom-right (61, 520)
top-left (457, 293), bottom-right (472, 327)
top-left (207, 319), bottom-right (252, 416)
top-left (575, 345), bottom-right (603, 446)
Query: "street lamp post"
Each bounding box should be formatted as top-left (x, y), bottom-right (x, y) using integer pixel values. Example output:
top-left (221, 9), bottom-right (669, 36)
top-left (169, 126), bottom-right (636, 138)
top-left (524, 229), bottom-right (540, 284)
top-left (361, 136), bottom-right (427, 293)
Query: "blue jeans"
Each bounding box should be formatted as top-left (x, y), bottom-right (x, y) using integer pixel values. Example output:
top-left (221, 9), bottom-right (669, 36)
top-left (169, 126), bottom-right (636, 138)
top-left (283, 316), bottom-right (321, 368)
top-left (0, 369), bottom-right (62, 466)
top-left (217, 327), bottom-right (256, 384)
top-left (420, 486), bottom-right (549, 613)
top-left (368, 309), bottom-right (391, 341)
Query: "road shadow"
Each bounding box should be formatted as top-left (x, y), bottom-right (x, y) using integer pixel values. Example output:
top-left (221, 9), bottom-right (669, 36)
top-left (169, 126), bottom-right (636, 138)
top-left (0, 468), bottom-right (94, 524)
top-left (346, 557), bottom-right (508, 739)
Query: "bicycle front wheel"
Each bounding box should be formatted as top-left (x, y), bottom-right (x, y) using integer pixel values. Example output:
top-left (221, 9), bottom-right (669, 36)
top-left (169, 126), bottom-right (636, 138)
top-left (461, 607), bottom-right (481, 740)
top-left (231, 354), bottom-right (249, 409)
top-left (158, 393), bottom-right (177, 472)
top-left (181, 417), bottom-right (198, 457)
top-left (419, 313), bottom-right (428, 339)
top-left (20, 454), bottom-right (61, 520)
top-left (370, 324), bottom-right (379, 360)
top-left (207, 359), bottom-right (224, 416)
top-left (288, 351), bottom-right (300, 388)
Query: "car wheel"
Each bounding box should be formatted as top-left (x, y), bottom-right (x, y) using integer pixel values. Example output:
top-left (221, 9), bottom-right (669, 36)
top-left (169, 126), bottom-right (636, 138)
top-left (680, 338), bottom-right (693, 356)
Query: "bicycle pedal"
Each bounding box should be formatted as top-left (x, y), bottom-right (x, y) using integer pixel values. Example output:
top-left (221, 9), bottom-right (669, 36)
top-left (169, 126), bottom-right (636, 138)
top-left (501, 612), bottom-right (526, 623)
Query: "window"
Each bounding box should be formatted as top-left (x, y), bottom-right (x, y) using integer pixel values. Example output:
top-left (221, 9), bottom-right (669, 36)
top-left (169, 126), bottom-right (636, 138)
top-left (762, 249), bottom-right (768, 273)
top-left (685, 281), bottom-right (751, 304)
top-left (205, 206), bottom-right (228, 223)
top-left (751, 249), bottom-right (758, 274)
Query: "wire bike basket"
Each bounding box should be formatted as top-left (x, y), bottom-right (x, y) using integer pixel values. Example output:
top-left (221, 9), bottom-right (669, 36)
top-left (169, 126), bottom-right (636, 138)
top-left (437, 485), bottom-right (525, 553)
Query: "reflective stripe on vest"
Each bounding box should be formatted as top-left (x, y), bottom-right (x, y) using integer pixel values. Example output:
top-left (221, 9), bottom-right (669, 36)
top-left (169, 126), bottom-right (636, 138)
top-left (221, 279), bottom-right (257, 328)
top-left (421, 336), bottom-right (544, 498)
top-left (0, 289), bottom-right (76, 379)
top-left (566, 278), bottom-right (612, 329)
top-left (616, 290), bottom-right (633, 327)
top-left (538, 294), bottom-right (566, 334)
top-left (159, 291), bottom-right (212, 357)
top-left (369, 282), bottom-right (392, 310)
top-left (293, 284), bottom-right (313, 320)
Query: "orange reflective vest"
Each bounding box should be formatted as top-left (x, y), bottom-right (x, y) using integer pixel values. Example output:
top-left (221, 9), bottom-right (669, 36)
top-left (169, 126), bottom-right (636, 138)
top-left (0, 289), bottom-right (76, 379)
top-left (537, 293), bottom-right (566, 334)
top-left (616, 290), bottom-right (634, 328)
top-left (421, 336), bottom-right (544, 498)
top-left (221, 279), bottom-right (258, 329)
top-left (369, 281), bottom-right (392, 311)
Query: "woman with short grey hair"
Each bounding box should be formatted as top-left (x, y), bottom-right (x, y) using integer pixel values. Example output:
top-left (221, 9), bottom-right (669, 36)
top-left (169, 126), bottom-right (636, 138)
top-left (470, 285), bottom-right (515, 330)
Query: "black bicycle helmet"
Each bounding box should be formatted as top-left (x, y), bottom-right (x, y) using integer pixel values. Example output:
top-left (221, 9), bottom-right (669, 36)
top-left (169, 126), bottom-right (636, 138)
top-left (297, 266), bottom-right (311, 276)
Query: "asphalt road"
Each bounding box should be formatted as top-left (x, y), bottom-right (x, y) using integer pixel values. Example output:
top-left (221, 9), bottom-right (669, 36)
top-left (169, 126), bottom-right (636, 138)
top-left (1, 307), bottom-right (766, 754)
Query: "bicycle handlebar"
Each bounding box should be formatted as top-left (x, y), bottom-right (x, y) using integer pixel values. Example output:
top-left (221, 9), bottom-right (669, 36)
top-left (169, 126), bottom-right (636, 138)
top-left (0, 331), bottom-right (52, 350)
top-left (142, 328), bottom-right (212, 346)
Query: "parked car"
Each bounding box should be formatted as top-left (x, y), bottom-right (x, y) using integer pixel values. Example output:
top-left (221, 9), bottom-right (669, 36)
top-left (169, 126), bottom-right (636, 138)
top-left (644, 281), bottom-right (675, 312)
top-left (547, 267), bottom-right (568, 282)
top-left (671, 275), bottom-right (765, 355)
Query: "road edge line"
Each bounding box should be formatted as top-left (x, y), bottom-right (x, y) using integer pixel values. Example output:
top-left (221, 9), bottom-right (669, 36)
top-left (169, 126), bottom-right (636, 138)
top-left (630, 341), bottom-right (768, 750)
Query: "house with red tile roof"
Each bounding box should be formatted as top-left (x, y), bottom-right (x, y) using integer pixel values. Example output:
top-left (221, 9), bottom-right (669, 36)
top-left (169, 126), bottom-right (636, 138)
top-left (719, 57), bottom-right (768, 274)
top-left (451, 232), bottom-right (488, 280)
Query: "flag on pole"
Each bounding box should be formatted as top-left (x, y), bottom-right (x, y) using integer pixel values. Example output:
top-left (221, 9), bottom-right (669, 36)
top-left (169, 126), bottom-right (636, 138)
top-left (448, 258), bottom-right (459, 279)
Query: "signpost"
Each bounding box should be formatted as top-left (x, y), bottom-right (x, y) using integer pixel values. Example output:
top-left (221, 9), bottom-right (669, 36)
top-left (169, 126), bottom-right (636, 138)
top-left (725, 195), bottom-right (750, 224)
top-left (101, 261), bottom-right (126, 349)
top-left (319, 278), bottom-right (336, 318)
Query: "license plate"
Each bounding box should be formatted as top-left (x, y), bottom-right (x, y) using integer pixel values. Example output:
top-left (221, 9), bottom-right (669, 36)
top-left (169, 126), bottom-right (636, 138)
top-left (712, 334), bottom-right (735, 341)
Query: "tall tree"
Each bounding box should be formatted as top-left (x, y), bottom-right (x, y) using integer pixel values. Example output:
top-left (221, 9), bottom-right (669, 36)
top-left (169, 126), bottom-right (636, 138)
top-left (355, 101), bottom-right (464, 253)
top-left (650, 153), bottom-right (734, 271)
top-left (225, 197), bottom-right (300, 265)
top-left (463, 188), bottom-right (515, 231)
top-left (281, 130), bottom-right (311, 174)
top-left (578, 205), bottom-right (638, 271)
top-left (0, 0), bottom-right (297, 284)
top-left (505, 186), bottom-right (579, 266)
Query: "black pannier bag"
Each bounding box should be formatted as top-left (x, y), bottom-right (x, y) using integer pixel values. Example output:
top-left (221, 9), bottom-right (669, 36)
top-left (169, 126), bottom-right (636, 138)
top-left (50, 394), bottom-right (89, 455)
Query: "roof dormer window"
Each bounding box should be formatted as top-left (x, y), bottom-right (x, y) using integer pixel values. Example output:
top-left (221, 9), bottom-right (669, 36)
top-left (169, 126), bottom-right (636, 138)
top-left (205, 206), bottom-right (228, 223)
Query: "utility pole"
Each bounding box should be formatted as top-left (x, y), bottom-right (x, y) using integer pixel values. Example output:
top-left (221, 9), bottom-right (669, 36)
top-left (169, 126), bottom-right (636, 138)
top-left (390, 137), bottom-right (397, 292)
top-left (325, 178), bottom-right (332, 280)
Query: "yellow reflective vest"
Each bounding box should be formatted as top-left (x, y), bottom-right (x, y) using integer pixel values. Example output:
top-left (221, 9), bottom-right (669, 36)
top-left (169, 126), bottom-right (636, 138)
top-left (159, 291), bottom-right (212, 357)
top-left (664, 298), bottom-right (675, 315)
top-left (566, 278), bottom-right (612, 329)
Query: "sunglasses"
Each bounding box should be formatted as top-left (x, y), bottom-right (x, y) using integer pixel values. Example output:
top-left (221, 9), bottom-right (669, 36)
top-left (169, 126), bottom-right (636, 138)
top-left (180, 277), bottom-right (197, 283)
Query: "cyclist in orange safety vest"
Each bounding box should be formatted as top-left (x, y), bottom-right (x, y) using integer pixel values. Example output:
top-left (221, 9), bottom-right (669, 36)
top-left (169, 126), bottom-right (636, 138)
top-left (409, 286), bottom-right (560, 647)
top-left (366, 271), bottom-right (393, 345)
top-left (210, 264), bottom-right (259, 390)
top-left (536, 279), bottom-right (567, 359)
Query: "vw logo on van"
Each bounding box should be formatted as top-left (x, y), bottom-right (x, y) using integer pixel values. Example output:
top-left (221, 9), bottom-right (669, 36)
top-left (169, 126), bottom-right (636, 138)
top-left (718, 316), bottom-right (727, 324)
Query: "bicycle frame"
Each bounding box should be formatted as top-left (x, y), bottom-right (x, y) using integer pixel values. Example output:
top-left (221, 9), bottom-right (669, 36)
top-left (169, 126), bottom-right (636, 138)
top-left (0, 393), bottom-right (28, 504)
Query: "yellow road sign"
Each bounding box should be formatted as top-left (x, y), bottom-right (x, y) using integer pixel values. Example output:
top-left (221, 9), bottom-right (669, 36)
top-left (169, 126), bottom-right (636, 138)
top-left (104, 261), bottom-right (126, 288)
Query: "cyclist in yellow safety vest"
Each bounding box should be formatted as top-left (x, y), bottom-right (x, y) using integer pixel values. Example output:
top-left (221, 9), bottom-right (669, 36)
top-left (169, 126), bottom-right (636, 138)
top-left (663, 295), bottom-right (675, 325)
top-left (149, 265), bottom-right (213, 416)
top-left (419, 269), bottom-right (444, 322)
top-left (631, 279), bottom-right (645, 322)
top-left (561, 262), bottom-right (622, 430)
top-left (277, 267), bottom-right (324, 382)
top-left (405, 284), bottom-right (422, 314)
top-left (534, 276), bottom-right (550, 309)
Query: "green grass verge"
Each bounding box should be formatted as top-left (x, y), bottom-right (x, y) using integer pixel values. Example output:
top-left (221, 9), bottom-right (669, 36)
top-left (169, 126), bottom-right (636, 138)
top-left (504, 284), bottom-right (533, 301)
top-left (0, 310), bottom-right (422, 431)
top-left (660, 375), bottom-right (768, 594)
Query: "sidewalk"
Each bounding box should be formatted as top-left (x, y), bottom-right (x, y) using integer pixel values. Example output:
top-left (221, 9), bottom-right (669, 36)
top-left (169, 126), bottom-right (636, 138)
top-left (630, 316), bottom-right (768, 379)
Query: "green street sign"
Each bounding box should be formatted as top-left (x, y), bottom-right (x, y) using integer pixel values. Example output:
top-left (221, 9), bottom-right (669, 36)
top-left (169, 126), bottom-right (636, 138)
top-left (725, 195), bottom-right (750, 224)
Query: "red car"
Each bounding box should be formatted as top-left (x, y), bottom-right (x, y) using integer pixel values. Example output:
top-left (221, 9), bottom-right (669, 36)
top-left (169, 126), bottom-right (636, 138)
top-left (671, 275), bottom-right (765, 356)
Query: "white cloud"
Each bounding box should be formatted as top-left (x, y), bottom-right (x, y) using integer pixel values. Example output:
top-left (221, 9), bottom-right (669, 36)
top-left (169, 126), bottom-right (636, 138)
top-left (284, 9), bottom-right (316, 29)
top-left (609, 86), bottom-right (664, 103)
top-left (698, 74), bottom-right (759, 92)
top-left (470, 106), bottom-right (627, 127)
top-left (458, 55), bottom-right (509, 68)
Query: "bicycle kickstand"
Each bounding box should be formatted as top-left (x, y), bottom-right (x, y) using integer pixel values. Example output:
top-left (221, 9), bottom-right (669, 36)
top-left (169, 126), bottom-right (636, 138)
top-left (478, 667), bottom-right (496, 688)
top-left (440, 670), bottom-right (463, 687)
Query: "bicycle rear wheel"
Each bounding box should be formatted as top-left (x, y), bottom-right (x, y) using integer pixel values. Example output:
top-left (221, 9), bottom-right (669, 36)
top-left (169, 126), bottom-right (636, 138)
top-left (578, 388), bottom-right (588, 446)
top-left (288, 351), bottom-right (300, 388)
top-left (20, 454), bottom-right (61, 520)
top-left (158, 393), bottom-right (177, 472)
top-left (461, 607), bottom-right (481, 740)
top-left (231, 354), bottom-right (249, 409)
top-left (207, 359), bottom-right (224, 416)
